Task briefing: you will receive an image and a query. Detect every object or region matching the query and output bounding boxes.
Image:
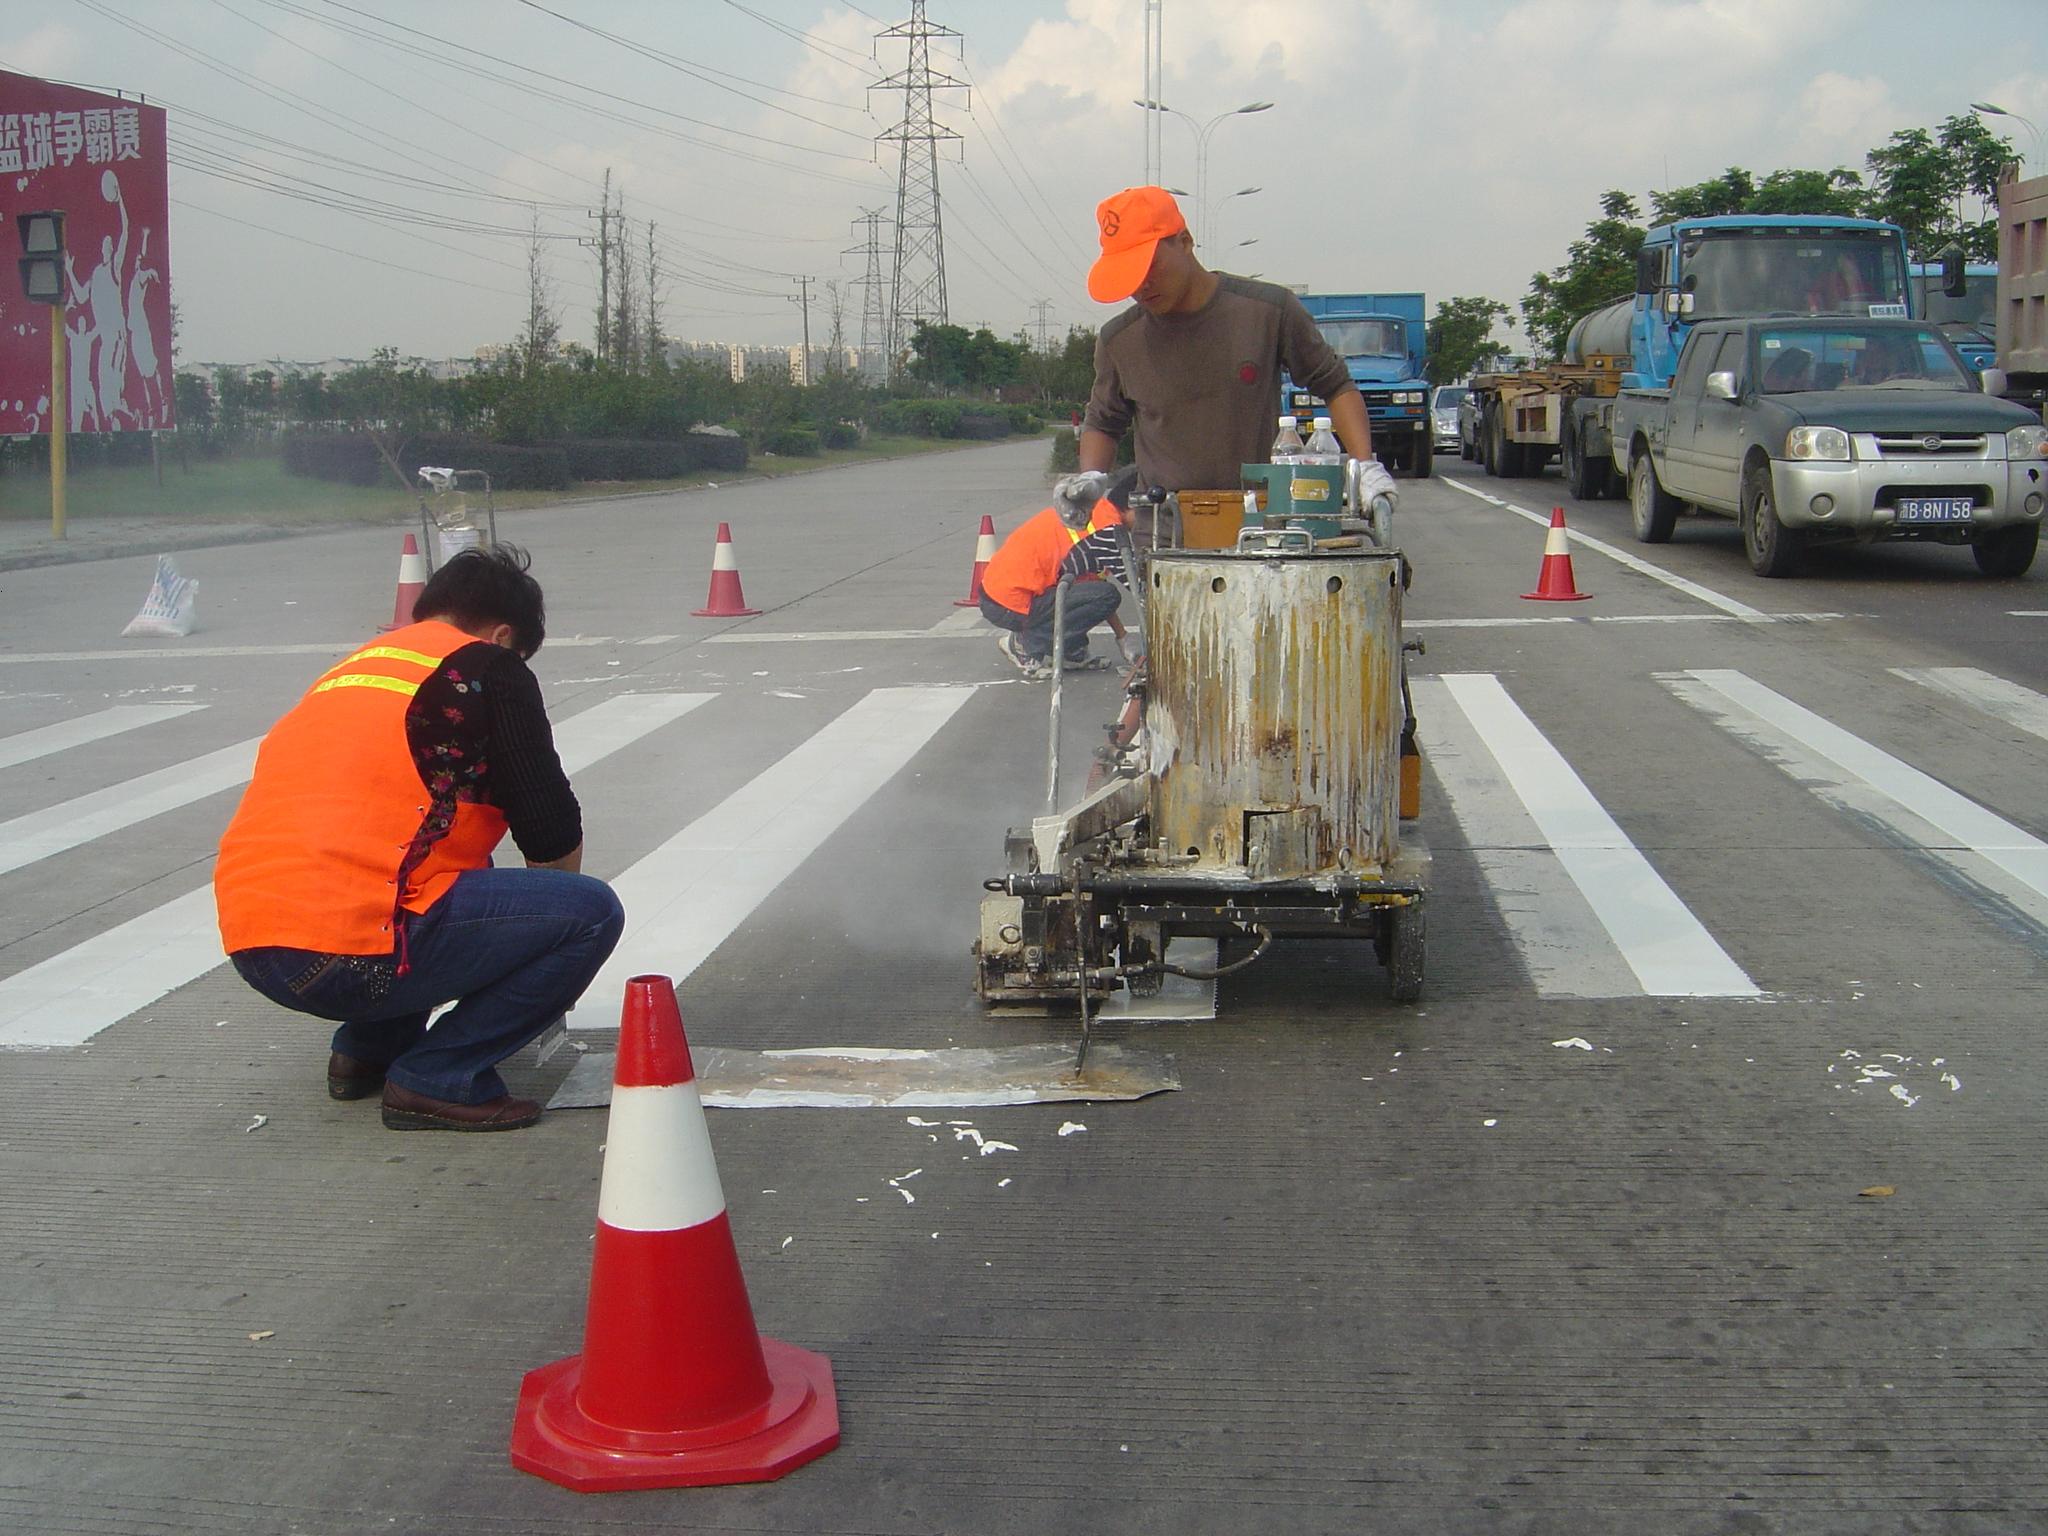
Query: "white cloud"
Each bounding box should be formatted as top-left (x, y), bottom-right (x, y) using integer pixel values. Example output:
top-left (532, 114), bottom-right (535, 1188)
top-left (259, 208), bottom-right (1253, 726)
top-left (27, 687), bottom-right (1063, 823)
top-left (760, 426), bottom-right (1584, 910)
top-left (11, 23), bottom-right (82, 77)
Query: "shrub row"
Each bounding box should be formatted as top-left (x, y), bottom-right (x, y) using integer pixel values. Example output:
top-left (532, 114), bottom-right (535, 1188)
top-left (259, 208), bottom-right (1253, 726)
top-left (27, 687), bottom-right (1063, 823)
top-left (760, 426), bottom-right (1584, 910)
top-left (282, 429), bottom-right (749, 489)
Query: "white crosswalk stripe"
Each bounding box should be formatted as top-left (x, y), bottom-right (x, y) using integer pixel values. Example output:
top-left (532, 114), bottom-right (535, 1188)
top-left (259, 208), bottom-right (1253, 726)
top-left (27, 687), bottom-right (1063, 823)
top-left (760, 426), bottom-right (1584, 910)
top-left (1891, 666), bottom-right (2048, 743)
top-left (0, 693), bottom-right (714, 1051)
top-left (0, 705), bottom-right (205, 770)
top-left (568, 686), bottom-right (978, 1029)
top-left (1666, 667), bottom-right (2048, 932)
top-left (1420, 673), bottom-right (1759, 998)
top-left (0, 739), bottom-right (261, 878)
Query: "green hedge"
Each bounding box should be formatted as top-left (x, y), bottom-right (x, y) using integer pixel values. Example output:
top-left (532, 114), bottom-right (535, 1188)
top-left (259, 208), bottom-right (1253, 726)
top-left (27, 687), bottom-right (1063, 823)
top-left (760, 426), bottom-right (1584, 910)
top-left (761, 426), bottom-right (820, 456)
top-left (282, 431), bottom-right (572, 491)
top-left (530, 433), bottom-right (747, 479)
top-left (820, 420), bottom-right (861, 450)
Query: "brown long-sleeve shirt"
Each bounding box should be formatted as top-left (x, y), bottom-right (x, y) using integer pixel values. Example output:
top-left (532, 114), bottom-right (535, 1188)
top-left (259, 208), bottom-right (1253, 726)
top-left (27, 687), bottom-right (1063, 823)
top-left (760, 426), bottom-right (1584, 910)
top-left (1084, 274), bottom-right (1357, 492)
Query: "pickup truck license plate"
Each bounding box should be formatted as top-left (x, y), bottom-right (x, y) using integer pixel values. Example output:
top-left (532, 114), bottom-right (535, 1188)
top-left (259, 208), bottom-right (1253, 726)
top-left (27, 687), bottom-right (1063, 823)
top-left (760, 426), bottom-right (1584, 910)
top-left (1896, 496), bottom-right (1975, 523)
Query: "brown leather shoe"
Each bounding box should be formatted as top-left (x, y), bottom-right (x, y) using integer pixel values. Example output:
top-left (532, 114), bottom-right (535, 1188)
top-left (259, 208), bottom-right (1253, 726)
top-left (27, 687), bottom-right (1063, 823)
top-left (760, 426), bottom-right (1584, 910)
top-left (327, 1052), bottom-right (386, 1101)
top-left (380, 1081), bottom-right (542, 1132)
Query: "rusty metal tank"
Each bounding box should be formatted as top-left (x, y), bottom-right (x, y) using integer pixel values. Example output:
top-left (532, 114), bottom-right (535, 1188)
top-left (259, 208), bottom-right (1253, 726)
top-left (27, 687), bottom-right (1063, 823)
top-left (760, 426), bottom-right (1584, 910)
top-left (1143, 546), bottom-right (1404, 879)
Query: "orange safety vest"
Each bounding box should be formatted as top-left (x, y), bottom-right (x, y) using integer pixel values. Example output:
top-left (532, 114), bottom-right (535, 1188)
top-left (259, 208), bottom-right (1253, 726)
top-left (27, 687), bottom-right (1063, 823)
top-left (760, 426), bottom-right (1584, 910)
top-left (980, 504), bottom-right (1124, 616)
top-left (215, 620), bottom-right (510, 956)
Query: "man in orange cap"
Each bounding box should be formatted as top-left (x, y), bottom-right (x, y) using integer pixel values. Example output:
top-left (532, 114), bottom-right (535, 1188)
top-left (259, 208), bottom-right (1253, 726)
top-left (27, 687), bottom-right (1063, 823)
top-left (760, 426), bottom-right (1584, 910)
top-left (1078, 185), bottom-right (1374, 495)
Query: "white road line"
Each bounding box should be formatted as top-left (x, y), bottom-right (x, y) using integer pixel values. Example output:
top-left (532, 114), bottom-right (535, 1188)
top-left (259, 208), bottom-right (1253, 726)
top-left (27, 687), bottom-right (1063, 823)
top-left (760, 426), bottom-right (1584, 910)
top-left (1403, 613), bottom-right (1842, 630)
top-left (569, 686), bottom-right (977, 1028)
top-left (703, 628), bottom-right (991, 644)
top-left (1439, 475), bottom-right (1769, 620)
top-left (0, 705), bottom-right (205, 770)
top-left (927, 608), bottom-right (989, 635)
top-left (2006, 611), bottom-right (2048, 618)
top-left (1891, 667), bottom-right (2048, 743)
top-left (0, 637), bottom-right (626, 666)
top-left (1407, 617), bottom-right (1577, 629)
top-left (0, 693), bottom-right (713, 1052)
top-left (1670, 668), bottom-right (2048, 922)
top-left (0, 740), bottom-right (260, 877)
top-left (633, 634), bottom-right (681, 646)
top-left (1412, 679), bottom-right (1644, 998)
top-left (1437, 673), bottom-right (1759, 997)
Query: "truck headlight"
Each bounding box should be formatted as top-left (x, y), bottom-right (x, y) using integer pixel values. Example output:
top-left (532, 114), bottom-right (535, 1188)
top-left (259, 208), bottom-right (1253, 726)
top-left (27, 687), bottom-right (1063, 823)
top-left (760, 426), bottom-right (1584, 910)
top-left (2009, 426), bottom-right (2048, 460)
top-left (1785, 426), bottom-right (1850, 462)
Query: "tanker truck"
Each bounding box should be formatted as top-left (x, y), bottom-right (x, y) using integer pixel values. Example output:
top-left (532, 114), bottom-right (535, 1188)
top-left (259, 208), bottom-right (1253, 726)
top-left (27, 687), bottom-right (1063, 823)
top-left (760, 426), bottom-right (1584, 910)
top-left (1471, 213), bottom-right (1916, 500)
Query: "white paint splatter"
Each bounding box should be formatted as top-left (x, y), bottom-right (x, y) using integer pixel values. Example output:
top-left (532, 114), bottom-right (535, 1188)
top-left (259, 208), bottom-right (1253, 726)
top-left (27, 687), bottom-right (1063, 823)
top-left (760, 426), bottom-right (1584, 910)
top-left (1551, 1037), bottom-right (1593, 1051)
top-left (1889, 1084), bottom-right (1918, 1108)
top-left (781, 1236), bottom-right (793, 1250)
top-left (997, 1178), bottom-right (1012, 1188)
top-left (979, 1140), bottom-right (1018, 1156)
top-left (1940, 1073), bottom-right (1961, 1092)
top-left (1057, 1121), bottom-right (1087, 1137)
top-left (896, 1187), bottom-right (916, 1204)
top-left (244, 1114), bottom-right (268, 1133)
top-left (906, 1116), bottom-right (939, 1127)
top-left (1483, 1118), bottom-right (1498, 1128)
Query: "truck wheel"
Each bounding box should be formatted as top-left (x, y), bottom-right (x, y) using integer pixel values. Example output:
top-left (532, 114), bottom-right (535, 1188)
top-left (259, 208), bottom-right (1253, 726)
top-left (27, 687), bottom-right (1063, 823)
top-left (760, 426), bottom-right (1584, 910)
top-left (1410, 430), bottom-right (1433, 480)
top-left (1628, 452), bottom-right (1679, 543)
top-left (1480, 404), bottom-right (1499, 476)
top-left (1974, 524), bottom-right (2040, 578)
top-left (1741, 463), bottom-right (1803, 577)
top-left (1490, 403), bottom-right (1526, 477)
top-left (1385, 900), bottom-right (1424, 1004)
top-left (1562, 417), bottom-right (1595, 501)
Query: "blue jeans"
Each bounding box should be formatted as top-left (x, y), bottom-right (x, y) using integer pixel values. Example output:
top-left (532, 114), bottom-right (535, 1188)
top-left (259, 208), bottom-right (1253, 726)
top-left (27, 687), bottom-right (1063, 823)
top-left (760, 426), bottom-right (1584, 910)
top-left (981, 581), bottom-right (1123, 661)
top-left (231, 868), bottom-right (625, 1104)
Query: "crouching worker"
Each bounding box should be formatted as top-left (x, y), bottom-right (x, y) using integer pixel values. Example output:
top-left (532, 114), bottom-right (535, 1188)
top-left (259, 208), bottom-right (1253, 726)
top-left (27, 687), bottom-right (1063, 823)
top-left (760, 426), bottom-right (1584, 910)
top-left (214, 545), bottom-right (623, 1132)
top-left (980, 470), bottom-right (1132, 677)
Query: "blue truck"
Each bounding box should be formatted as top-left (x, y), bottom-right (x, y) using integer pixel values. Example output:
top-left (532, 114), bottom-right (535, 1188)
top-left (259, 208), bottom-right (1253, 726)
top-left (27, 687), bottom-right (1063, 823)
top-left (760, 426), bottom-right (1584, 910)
top-left (1470, 213), bottom-right (1917, 503)
top-left (1913, 259), bottom-right (1998, 374)
top-left (1283, 292), bottom-right (1433, 478)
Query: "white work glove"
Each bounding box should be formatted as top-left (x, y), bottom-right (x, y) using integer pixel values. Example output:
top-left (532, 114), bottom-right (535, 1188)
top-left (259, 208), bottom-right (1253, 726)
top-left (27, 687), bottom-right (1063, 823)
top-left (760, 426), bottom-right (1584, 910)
top-left (1052, 470), bottom-right (1111, 529)
top-left (1353, 456), bottom-right (1398, 512)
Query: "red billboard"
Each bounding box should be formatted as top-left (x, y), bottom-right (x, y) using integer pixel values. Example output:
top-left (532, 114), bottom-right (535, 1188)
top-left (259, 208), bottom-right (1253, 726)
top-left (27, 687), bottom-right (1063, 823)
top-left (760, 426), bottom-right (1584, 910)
top-left (0, 70), bottom-right (172, 434)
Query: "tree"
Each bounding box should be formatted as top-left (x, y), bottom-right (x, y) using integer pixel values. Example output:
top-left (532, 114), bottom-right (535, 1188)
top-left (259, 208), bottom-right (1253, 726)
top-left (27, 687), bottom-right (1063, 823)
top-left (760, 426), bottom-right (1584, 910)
top-left (1523, 190), bottom-right (1644, 360)
top-left (822, 279), bottom-right (847, 376)
top-left (519, 207), bottom-right (560, 373)
top-left (593, 168), bottom-right (614, 363)
top-left (612, 190), bottom-right (638, 371)
top-left (1865, 114), bottom-right (2014, 260)
top-left (906, 321), bottom-right (1028, 393)
top-left (1424, 296), bottom-right (1512, 385)
top-left (643, 221), bottom-right (665, 367)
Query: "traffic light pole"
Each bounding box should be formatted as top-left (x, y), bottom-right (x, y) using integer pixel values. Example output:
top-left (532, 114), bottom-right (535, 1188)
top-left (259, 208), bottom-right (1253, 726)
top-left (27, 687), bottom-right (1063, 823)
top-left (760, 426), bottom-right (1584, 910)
top-left (48, 306), bottom-right (65, 540)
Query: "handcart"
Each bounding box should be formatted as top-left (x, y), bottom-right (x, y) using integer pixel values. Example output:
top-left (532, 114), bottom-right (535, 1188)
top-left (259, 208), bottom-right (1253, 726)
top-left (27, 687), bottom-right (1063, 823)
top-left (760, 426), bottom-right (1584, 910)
top-left (415, 466), bottom-right (498, 573)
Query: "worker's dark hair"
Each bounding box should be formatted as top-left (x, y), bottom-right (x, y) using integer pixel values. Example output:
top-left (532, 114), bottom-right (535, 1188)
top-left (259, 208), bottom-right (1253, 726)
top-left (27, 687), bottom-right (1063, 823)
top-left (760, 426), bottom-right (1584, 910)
top-left (413, 543), bottom-right (546, 658)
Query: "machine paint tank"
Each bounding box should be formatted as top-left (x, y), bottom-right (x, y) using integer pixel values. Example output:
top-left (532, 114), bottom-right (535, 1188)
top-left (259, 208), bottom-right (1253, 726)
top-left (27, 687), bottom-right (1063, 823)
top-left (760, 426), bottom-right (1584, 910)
top-left (1144, 546), bottom-right (1404, 879)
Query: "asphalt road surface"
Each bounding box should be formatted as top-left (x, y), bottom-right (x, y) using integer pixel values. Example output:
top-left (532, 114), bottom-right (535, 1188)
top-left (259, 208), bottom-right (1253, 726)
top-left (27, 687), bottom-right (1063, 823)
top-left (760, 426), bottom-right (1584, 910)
top-left (3, 438), bottom-right (2046, 1533)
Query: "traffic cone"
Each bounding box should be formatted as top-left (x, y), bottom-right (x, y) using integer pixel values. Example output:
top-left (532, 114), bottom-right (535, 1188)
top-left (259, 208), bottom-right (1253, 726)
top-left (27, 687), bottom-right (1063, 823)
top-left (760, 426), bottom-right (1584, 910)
top-left (510, 975), bottom-right (839, 1491)
top-left (381, 533), bottom-right (427, 630)
top-left (1521, 507), bottom-right (1592, 602)
top-left (953, 514), bottom-right (996, 607)
top-left (691, 523), bottom-right (762, 618)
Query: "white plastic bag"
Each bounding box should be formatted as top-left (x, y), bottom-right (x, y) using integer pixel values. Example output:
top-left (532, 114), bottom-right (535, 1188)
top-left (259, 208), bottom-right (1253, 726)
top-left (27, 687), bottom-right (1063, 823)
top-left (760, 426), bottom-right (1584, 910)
top-left (121, 555), bottom-right (199, 639)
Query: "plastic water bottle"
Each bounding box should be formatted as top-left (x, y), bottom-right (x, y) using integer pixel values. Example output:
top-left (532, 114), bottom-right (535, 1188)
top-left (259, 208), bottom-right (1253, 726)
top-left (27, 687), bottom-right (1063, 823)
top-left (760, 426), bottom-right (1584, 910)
top-left (1302, 415), bottom-right (1343, 465)
top-left (1270, 414), bottom-right (1304, 464)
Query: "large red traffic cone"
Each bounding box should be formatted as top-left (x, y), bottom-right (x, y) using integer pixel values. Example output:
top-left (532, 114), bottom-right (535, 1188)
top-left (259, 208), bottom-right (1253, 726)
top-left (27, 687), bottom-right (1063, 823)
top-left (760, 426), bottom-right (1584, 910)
top-left (1521, 507), bottom-right (1592, 602)
top-left (381, 533), bottom-right (428, 630)
top-left (953, 514), bottom-right (996, 606)
top-left (692, 523), bottom-right (761, 617)
top-left (510, 975), bottom-right (839, 1491)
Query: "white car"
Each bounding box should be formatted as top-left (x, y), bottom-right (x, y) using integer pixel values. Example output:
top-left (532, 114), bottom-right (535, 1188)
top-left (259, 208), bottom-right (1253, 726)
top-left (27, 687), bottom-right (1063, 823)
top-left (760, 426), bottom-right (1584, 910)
top-left (1430, 386), bottom-right (1467, 456)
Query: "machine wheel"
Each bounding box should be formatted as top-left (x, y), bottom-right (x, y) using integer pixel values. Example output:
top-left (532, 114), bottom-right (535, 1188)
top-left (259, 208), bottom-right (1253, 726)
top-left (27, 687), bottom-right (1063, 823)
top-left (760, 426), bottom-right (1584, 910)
top-left (1974, 524), bottom-right (2041, 578)
top-left (1480, 403), bottom-right (1499, 475)
top-left (1742, 463), bottom-right (1803, 577)
top-left (1628, 452), bottom-right (1679, 543)
top-left (1386, 901), bottom-right (1425, 1004)
top-left (1410, 430), bottom-right (1433, 479)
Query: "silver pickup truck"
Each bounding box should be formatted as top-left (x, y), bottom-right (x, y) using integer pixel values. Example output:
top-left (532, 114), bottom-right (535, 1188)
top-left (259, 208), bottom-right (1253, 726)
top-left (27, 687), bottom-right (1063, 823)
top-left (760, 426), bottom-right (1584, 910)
top-left (1611, 317), bottom-right (2048, 576)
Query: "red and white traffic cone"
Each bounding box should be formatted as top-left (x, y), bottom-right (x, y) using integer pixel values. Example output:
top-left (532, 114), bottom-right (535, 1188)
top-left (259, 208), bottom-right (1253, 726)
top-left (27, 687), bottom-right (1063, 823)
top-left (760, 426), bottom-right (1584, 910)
top-left (381, 533), bottom-right (428, 630)
top-left (510, 975), bottom-right (839, 1491)
top-left (953, 514), bottom-right (996, 607)
top-left (692, 523), bottom-right (762, 618)
top-left (1521, 506), bottom-right (1592, 602)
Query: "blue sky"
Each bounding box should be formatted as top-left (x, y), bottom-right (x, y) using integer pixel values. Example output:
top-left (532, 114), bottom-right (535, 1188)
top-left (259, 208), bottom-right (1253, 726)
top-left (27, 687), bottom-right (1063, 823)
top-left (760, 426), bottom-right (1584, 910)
top-left (4, 0), bottom-right (2042, 364)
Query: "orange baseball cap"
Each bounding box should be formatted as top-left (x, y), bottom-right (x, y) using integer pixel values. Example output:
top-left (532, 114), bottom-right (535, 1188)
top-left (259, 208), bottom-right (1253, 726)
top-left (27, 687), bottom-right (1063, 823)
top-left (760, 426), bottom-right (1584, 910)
top-left (1087, 186), bottom-right (1186, 303)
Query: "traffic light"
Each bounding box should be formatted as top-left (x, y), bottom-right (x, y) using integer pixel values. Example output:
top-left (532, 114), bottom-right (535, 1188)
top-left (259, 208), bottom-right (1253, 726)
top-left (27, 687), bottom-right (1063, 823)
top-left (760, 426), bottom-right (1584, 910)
top-left (16, 211), bottom-right (65, 304)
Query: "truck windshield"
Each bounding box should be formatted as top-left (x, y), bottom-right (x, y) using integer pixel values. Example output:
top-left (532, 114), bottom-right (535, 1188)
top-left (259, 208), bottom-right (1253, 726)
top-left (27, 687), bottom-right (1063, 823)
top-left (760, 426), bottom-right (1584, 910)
top-left (1757, 326), bottom-right (1970, 393)
top-left (1681, 232), bottom-right (1908, 321)
top-left (1318, 319), bottom-right (1405, 357)
top-left (1914, 273), bottom-right (1996, 334)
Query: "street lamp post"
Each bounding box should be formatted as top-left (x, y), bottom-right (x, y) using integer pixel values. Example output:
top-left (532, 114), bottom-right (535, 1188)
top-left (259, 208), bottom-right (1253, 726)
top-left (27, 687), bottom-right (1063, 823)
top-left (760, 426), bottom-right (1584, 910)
top-left (1971, 101), bottom-right (2043, 176)
top-left (1132, 99), bottom-right (1274, 250)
